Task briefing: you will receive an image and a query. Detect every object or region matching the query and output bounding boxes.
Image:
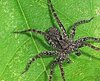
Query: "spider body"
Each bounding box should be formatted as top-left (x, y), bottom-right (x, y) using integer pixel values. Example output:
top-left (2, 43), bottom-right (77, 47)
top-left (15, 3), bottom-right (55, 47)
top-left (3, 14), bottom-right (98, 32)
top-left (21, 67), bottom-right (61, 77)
top-left (14, 0), bottom-right (100, 81)
top-left (45, 27), bottom-right (82, 57)
top-left (45, 27), bottom-right (67, 50)
top-left (45, 27), bottom-right (76, 53)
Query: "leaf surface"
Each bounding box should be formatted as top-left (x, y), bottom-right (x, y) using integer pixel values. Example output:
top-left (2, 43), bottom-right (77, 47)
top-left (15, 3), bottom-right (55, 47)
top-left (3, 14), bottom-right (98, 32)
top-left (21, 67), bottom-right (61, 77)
top-left (0, 0), bottom-right (100, 81)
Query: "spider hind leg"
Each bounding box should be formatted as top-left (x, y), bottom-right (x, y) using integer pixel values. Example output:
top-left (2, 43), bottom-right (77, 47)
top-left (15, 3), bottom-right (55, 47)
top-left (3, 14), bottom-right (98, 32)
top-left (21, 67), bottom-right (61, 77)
top-left (59, 63), bottom-right (65, 81)
top-left (22, 51), bottom-right (57, 74)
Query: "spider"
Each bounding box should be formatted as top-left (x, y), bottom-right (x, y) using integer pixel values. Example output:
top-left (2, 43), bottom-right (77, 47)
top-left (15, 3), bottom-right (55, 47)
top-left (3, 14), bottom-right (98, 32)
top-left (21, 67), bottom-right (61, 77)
top-left (14, 0), bottom-right (100, 81)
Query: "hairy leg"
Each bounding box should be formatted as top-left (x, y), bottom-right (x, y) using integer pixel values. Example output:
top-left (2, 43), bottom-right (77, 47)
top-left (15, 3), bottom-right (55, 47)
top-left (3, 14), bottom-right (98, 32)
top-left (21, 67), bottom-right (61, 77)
top-left (14, 29), bottom-right (46, 35)
top-left (48, 0), bottom-right (68, 39)
top-left (22, 51), bottom-right (57, 74)
top-left (59, 62), bottom-right (65, 81)
top-left (83, 43), bottom-right (100, 51)
top-left (70, 17), bottom-right (94, 39)
top-left (49, 60), bottom-right (58, 81)
top-left (76, 37), bottom-right (100, 43)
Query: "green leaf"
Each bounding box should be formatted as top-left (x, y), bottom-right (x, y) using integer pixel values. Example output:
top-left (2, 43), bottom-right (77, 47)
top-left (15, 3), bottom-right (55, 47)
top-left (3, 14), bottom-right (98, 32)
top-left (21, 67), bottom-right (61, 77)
top-left (0, 0), bottom-right (100, 81)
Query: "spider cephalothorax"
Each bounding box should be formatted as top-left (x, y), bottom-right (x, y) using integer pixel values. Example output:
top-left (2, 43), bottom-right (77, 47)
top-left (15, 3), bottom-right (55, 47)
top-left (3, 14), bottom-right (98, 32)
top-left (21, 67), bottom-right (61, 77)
top-left (14, 0), bottom-right (100, 81)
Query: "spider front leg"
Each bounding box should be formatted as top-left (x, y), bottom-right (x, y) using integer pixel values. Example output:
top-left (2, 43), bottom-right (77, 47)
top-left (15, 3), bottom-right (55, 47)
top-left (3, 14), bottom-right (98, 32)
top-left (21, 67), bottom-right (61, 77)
top-left (70, 17), bottom-right (94, 39)
top-left (48, 0), bottom-right (68, 39)
top-left (22, 51), bottom-right (57, 74)
top-left (59, 62), bottom-right (65, 81)
top-left (14, 29), bottom-right (46, 35)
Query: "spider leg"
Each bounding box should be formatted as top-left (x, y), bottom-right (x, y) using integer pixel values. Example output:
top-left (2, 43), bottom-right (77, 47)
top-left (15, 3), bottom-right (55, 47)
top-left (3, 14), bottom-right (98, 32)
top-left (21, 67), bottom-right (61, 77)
top-left (70, 17), bottom-right (94, 39)
top-left (22, 51), bottom-right (57, 74)
top-left (59, 62), bottom-right (65, 81)
top-left (49, 59), bottom-right (58, 81)
top-left (77, 37), bottom-right (100, 42)
top-left (14, 29), bottom-right (46, 35)
top-left (48, 0), bottom-right (68, 39)
top-left (83, 43), bottom-right (100, 51)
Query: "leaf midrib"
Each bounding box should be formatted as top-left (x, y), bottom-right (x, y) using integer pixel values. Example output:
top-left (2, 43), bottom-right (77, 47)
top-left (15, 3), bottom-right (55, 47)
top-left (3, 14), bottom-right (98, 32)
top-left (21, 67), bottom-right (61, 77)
top-left (16, 0), bottom-right (49, 79)
top-left (0, 0), bottom-right (49, 80)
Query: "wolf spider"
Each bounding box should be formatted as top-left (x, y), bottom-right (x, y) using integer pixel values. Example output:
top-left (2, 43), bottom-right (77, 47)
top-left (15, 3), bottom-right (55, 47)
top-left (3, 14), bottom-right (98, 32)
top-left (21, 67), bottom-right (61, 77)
top-left (14, 0), bottom-right (100, 81)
